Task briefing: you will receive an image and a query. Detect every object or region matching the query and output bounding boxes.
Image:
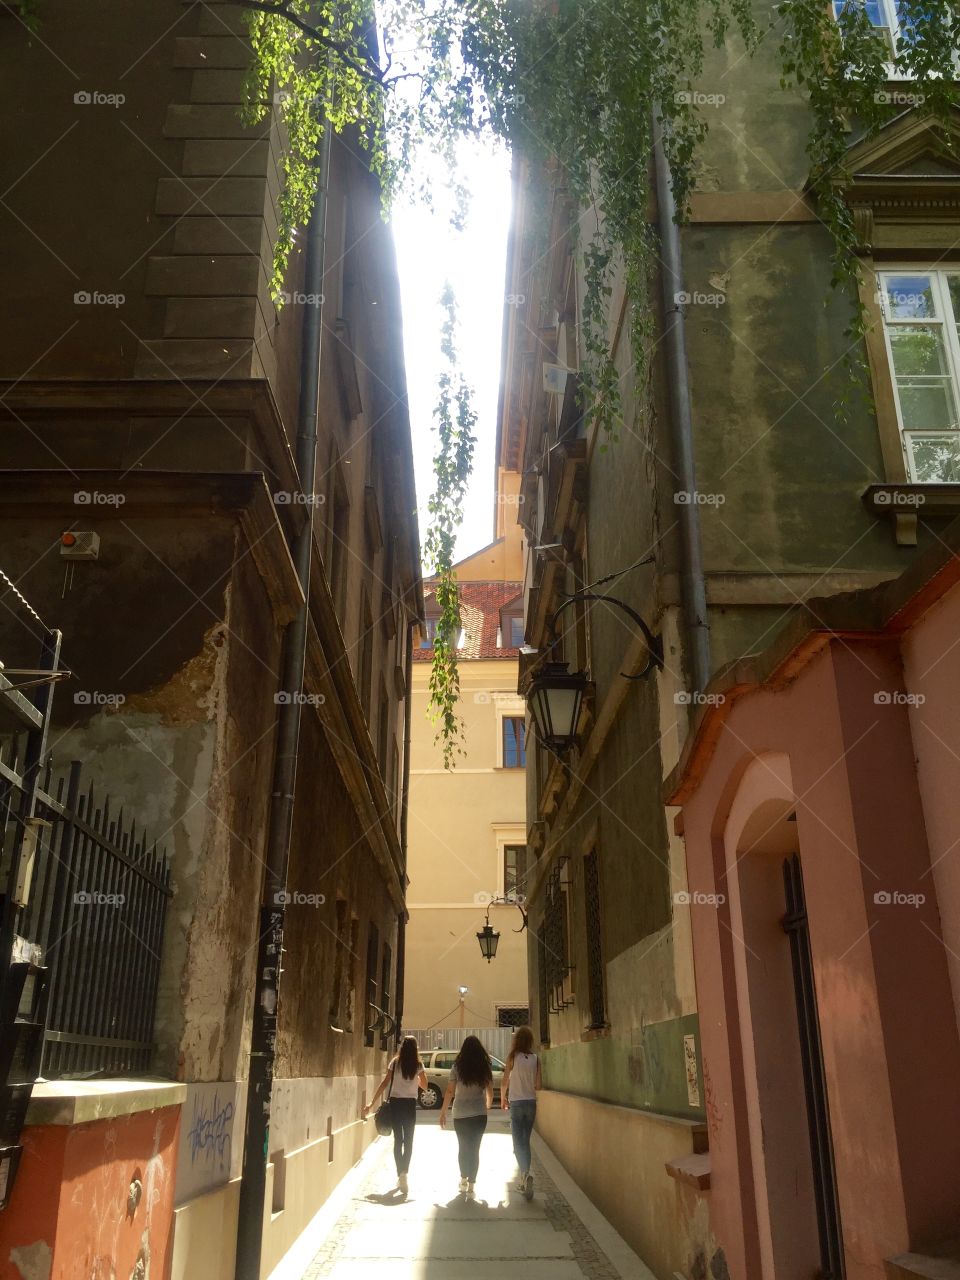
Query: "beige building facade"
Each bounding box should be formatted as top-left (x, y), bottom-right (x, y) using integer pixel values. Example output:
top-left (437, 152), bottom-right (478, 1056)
top-left (404, 499), bottom-right (531, 1035)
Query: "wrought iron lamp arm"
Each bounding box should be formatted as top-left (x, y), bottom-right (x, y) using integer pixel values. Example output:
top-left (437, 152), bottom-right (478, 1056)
top-left (547, 592), bottom-right (663, 680)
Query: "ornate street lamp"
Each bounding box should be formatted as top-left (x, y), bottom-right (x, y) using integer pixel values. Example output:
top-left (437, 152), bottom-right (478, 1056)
top-left (476, 895), bottom-right (528, 962)
top-left (526, 661), bottom-right (587, 754)
top-left (523, 590), bottom-right (662, 756)
top-left (476, 921), bottom-right (500, 963)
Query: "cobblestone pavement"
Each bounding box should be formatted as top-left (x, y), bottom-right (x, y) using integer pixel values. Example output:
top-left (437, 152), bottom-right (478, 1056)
top-left (300, 1113), bottom-right (646, 1279)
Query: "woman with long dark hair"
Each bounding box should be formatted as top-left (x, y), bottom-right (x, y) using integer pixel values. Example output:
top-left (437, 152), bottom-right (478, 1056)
top-left (363, 1035), bottom-right (427, 1194)
top-left (439, 1035), bottom-right (493, 1200)
top-left (501, 1024), bottom-right (541, 1199)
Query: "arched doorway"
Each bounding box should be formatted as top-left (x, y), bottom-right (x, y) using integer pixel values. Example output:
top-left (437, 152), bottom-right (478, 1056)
top-left (725, 758), bottom-right (844, 1280)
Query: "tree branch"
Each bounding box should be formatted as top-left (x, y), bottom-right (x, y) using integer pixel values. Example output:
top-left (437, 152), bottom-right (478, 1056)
top-left (229, 0), bottom-right (388, 85)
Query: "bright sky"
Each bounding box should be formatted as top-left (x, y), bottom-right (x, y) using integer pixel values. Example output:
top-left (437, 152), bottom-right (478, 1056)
top-left (391, 138), bottom-right (513, 566)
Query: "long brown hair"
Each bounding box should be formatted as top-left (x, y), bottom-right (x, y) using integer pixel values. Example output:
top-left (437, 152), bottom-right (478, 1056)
top-left (507, 1025), bottom-right (534, 1069)
top-left (453, 1035), bottom-right (493, 1088)
top-left (397, 1035), bottom-right (421, 1080)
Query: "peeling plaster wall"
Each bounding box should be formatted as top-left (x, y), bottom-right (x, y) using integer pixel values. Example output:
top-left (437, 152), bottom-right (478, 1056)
top-left (0, 1107), bottom-right (180, 1280)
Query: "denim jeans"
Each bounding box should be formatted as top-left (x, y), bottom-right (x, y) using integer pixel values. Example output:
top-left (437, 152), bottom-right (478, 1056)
top-left (453, 1114), bottom-right (487, 1181)
top-left (510, 1099), bottom-right (537, 1176)
top-left (391, 1097), bottom-right (417, 1174)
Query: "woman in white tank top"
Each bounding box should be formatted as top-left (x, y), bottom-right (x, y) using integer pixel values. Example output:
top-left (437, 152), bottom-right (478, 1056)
top-left (501, 1025), bottom-right (541, 1200)
top-left (363, 1035), bottom-right (427, 1195)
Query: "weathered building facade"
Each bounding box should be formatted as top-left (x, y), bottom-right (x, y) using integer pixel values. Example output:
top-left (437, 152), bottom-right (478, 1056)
top-left (0, 2), bottom-right (420, 1277)
top-left (503, 8), bottom-right (960, 1279)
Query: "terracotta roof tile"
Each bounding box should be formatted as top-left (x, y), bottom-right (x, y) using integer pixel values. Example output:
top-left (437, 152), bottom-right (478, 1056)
top-left (414, 580), bottom-right (522, 661)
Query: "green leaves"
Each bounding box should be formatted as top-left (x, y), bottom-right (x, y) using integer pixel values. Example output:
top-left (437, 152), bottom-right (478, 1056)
top-left (423, 285), bottom-right (477, 769)
top-left (234, 0), bottom-right (956, 753)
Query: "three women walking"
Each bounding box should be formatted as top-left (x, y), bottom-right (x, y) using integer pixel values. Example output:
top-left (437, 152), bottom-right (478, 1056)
top-left (366, 1027), bottom-right (541, 1201)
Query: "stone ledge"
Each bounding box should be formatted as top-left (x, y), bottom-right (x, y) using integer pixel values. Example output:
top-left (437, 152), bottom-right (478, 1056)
top-left (885, 1253), bottom-right (960, 1280)
top-left (665, 1152), bottom-right (711, 1190)
top-left (27, 1078), bottom-right (186, 1126)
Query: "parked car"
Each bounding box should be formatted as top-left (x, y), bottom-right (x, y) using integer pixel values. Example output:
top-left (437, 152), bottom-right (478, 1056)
top-left (417, 1047), bottom-right (506, 1109)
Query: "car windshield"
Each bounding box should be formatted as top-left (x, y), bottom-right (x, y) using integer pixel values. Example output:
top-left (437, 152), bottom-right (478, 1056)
top-left (491, 1057), bottom-right (505, 1070)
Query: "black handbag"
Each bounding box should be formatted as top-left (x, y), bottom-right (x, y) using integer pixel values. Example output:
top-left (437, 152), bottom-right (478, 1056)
top-left (374, 1065), bottom-right (394, 1136)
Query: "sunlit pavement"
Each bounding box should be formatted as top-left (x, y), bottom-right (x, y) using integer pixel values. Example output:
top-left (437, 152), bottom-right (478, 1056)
top-left (292, 1112), bottom-right (653, 1279)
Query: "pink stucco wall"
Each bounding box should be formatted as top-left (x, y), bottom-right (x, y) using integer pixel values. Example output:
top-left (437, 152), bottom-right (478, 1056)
top-left (677, 635), bottom-right (960, 1280)
top-left (902, 585), bottom-right (960, 1037)
top-left (0, 1106), bottom-right (180, 1280)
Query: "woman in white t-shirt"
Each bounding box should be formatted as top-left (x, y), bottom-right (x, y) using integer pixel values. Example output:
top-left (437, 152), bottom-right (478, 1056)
top-left (501, 1025), bottom-right (541, 1200)
top-left (363, 1036), bottom-right (427, 1194)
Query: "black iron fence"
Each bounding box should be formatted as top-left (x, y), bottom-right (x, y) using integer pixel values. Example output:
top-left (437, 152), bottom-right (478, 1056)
top-left (1, 738), bottom-right (171, 1077)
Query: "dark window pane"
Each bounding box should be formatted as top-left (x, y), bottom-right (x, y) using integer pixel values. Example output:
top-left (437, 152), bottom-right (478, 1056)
top-left (503, 717), bottom-right (526, 768)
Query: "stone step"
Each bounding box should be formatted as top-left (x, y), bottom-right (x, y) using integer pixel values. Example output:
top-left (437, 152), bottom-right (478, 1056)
top-left (886, 1254), bottom-right (960, 1280)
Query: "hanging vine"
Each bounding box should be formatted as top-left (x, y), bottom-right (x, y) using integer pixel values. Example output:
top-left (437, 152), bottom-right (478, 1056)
top-left (423, 284), bottom-right (477, 767)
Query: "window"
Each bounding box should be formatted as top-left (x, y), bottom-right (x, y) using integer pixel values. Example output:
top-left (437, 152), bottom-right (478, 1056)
top-left (502, 716), bottom-right (526, 768)
top-left (359, 592), bottom-right (374, 721)
top-left (380, 943), bottom-right (392, 1050)
top-left (434, 1051), bottom-right (457, 1069)
top-left (364, 922), bottom-right (379, 1047)
top-left (503, 844), bottom-right (527, 899)
top-left (832, 0), bottom-right (923, 57)
top-left (497, 1005), bottom-right (530, 1028)
top-left (879, 270), bottom-right (960, 482)
top-left (420, 616), bottom-right (439, 649)
top-left (583, 851), bottom-right (606, 1029)
top-left (330, 898), bottom-right (348, 1026)
top-left (377, 680), bottom-right (390, 777)
top-left (330, 490), bottom-right (350, 619)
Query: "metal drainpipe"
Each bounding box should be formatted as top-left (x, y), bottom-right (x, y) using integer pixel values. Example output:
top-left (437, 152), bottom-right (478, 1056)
top-left (653, 111), bottom-right (712, 694)
top-left (393, 620), bottom-right (414, 1045)
top-left (234, 109), bottom-right (333, 1280)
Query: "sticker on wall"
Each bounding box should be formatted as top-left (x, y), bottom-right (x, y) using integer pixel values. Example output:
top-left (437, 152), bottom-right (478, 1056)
top-left (684, 1033), bottom-right (701, 1108)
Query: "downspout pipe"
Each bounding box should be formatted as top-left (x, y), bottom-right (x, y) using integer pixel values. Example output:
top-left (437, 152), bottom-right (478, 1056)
top-left (235, 110), bottom-right (333, 1280)
top-left (393, 620), bottom-right (414, 1046)
top-left (653, 111), bottom-right (712, 694)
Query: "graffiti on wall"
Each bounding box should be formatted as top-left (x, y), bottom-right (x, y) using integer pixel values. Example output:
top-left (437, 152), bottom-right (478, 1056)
top-left (175, 1081), bottom-right (246, 1205)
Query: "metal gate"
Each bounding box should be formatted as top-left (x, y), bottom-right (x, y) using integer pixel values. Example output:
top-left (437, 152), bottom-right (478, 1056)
top-left (0, 612), bottom-right (171, 1206)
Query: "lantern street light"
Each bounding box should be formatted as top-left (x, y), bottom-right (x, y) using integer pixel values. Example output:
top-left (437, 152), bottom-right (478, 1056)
top-left (476, 895), bottom-right (528, 963)
top-left (476, 921), bottom-right (500, 963)
top-left (523, 591), bottom-right (662, 756)
top-left (526, 660), bottom-right (588, 754)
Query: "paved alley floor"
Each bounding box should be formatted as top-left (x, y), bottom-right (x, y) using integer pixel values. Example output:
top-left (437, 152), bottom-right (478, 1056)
top-left (295, 1113), bottom-right (653, 1280)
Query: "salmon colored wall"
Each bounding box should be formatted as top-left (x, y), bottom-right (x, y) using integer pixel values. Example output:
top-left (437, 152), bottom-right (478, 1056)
top-left (0, 1106), bottom-right (180, 1280)
top-left (680, 641), bottom-right (960, 1279)
top-left (902, 584), bottom-right (960, 1037)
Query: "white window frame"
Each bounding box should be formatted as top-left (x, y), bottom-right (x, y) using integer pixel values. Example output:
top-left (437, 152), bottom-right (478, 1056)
top-left (878, 266), bottom-right (960, 482)
top-left (832, 0), bottom-right (898, 57)
top-left (496, 702), bottom-right (528, 769)
top-left (832, 0), bottom-right (950, 76)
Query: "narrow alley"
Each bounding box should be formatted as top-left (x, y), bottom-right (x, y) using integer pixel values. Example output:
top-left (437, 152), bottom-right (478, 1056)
top-left (290, 1114), bottom-right (652, 1280)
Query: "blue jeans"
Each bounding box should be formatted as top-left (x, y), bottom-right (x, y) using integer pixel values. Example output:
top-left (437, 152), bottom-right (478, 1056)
top-left (510, 1099), bottom-right (537, 1175)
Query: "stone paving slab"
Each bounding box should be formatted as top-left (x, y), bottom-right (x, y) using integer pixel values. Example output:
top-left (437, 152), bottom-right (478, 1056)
top-left (349, 1194), bottom-right (548, 1221)
top-left (325, 1264), bottom-right (587, 1280)
top-left (300, 1115), bottom-right (633, 1280)
top-left (339, 1219), bottom-right (574, 1259)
